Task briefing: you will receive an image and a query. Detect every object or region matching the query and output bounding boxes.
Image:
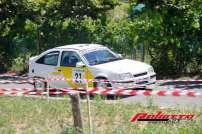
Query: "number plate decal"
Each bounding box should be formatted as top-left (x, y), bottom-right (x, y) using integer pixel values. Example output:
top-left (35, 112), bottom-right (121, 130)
top-left (72, 69), bottom-right (85, 83)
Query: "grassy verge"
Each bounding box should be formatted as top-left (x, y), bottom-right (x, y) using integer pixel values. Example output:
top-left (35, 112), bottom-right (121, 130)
top-left (0, 96), bottom-right (201, 134)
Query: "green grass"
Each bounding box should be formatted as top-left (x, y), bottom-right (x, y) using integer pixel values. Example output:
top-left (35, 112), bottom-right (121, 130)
top-left (0, 96), bottom-right (201, 134)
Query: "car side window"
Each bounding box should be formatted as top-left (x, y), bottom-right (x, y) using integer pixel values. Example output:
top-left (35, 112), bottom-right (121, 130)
top-left (36, 51), bottom-right (59, 66)
top-left (60, 51), bottom-right (81, 67)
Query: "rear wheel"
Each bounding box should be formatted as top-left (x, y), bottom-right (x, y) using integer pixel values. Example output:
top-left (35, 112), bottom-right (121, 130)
top-left (33, 77), bottom-right (54, 95)
top-left (33, 78), bottom-right (47, 90)
top-left (33, 78), bottom-right (60, 97)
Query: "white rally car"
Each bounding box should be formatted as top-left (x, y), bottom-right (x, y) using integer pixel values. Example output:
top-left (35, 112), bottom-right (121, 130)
top-left (28, 44), bottom-right (156, 89)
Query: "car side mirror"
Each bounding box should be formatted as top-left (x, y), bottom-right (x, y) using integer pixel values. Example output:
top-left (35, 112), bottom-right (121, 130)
top-left (76, 62), bottom-right (86, 68)
top-left (118, 54), bottom-right (122, 58)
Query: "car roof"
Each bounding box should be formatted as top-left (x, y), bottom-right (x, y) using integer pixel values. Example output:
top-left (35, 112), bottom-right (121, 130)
top-left (55, 44), bottom-right (105, 51)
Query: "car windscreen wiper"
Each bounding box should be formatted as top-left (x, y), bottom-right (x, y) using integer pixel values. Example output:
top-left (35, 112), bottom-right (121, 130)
top-left (95, 60), bottom-right (109, 65)
top-left (92, 58), bottom-right (121, 65)
top-left (108, 57), bottom-right (122, 62)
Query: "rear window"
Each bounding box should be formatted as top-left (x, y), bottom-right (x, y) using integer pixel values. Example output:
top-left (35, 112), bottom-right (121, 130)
top-left (36, 51), bottom-right (59, 66)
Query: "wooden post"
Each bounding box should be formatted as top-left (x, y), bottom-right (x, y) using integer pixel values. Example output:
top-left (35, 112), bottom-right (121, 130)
top-left (70, 93), bottom-right (83, 134)
top-left (86, 92), bottom-right (93, 134)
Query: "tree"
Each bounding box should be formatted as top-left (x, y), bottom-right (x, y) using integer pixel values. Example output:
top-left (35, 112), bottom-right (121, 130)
top-left (128, 0), bottom-right (202, 77)
top-left (0, 0), bottom-right (118, 72)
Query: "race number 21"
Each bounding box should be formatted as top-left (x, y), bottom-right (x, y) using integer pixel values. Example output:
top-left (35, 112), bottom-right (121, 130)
top-left (72, 69), bottom-right (85, 83)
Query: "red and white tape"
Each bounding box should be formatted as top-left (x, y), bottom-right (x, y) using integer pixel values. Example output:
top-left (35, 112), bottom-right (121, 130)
top-left (0, 79), bottom-right (152, 90)
top-left (47, 77), bottom-right (137, 83)
top-left (157, 79), bottom-right (202, 83)
top-left (0, 88), bottom-right (201, 97)
top-left (46, 77), bottom-right (202, 83)
top-left (0, 78), bottom-right (139, 84)
top-left (0, 81), bottom-right (201, 92)
top-left (0, 77), bottom-right (202, 94)
top-left (1, 77), bottom-right (202, 84)
top-left (0, 90), bottom-right (78, 96)
top-left (88, 89), bottom-right (202, 97)
top-left (0, 79), bottom-right (35, 84)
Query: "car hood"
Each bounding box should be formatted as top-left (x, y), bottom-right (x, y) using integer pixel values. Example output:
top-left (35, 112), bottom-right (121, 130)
top-left (92, 59), bottom-right (151, 74)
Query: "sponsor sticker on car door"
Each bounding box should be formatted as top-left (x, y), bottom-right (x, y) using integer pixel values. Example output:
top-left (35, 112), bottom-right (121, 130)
top-left (51, 50), bottom-right (94, 89)
top-left (54, 66), bottom-right (94, 89)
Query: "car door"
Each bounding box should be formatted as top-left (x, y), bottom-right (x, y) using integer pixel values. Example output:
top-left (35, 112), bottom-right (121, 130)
top-left (49, 50), bottom-right (94, 89)
top-left (33, 51), bottom-right (60, 79)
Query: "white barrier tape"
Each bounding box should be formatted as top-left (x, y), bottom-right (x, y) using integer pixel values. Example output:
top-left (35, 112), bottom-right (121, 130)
top-left (171, 83), bottom-right (202, 88)
top-left (85, 88), bottom-right (202, 97)
top-left (0, 88), bottom-right (201, 97)
top-left (1, 76), bottom-right (202, 88)
top-left (157, 79), bottom-right (202, 83)
top-left (0, 80), bottom-right (34, 84)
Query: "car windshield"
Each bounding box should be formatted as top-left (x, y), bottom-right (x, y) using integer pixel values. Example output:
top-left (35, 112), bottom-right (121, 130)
top-left (83, 49), bottom-right (121, 66)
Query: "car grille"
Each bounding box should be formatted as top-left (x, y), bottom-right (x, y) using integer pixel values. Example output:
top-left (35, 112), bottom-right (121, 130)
top-left (150, 74), bottom-right (156, 79)
top-left (136, 81), bottom-right (148, 85)
top-left (133, 72), bottom-right (147, 77)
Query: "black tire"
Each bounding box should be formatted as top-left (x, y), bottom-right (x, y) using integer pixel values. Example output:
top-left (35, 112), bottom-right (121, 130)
top-left (93, 77), bottom-right (111, 89)
top-left (33, 77), bottom-right (47, 89)
top-left (93, 77), bottom-right (117, 100)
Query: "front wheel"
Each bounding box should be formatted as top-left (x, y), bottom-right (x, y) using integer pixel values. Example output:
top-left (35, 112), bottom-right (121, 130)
top-left (93, 78), bottom-right (117, 99)
top-left (93, 78), bottom-right (111, 89)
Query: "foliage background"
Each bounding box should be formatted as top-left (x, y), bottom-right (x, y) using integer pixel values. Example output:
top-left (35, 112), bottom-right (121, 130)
top-left (0, 0), bottom-right (202, 77)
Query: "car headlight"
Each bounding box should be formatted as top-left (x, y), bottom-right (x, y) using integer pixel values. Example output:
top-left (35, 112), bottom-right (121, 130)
top-left (119, 73), bottom-right (133, 80)
top-left (148, 67), bottom-right (154, 74)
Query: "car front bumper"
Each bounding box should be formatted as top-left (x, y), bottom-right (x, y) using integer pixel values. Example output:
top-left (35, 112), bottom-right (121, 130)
top-left (110, 74), bottom-right (156, 89)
